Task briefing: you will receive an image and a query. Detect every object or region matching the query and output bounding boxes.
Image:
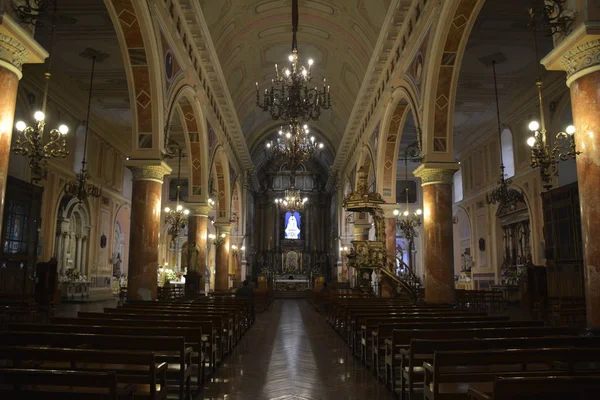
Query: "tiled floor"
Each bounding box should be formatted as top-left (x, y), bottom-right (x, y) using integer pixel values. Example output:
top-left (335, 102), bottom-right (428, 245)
top-left (200, 300), bottom-right (393, 400)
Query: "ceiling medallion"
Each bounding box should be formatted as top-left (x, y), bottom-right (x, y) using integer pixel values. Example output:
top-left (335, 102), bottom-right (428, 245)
top-left (255, 0), bottom-right (331, 124)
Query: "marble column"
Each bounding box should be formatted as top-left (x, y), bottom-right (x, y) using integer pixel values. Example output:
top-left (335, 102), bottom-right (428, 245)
top-left (127, 163), bottom-right (171, 301)
top-left (414, 166), bottom-right (457, 304)
top-left (0, 49), bottom-right (22, 239)
top-left (187, 204), bottom-right (210, 292)
top-left (543, 37), bottom-right (600, 332)
top-left (0, 24), bottom-right (48, 239)
top-left (214, 223), bottom-right (231, 291)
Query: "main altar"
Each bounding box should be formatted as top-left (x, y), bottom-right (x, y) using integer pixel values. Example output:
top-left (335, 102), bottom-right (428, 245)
top-left (274, 274), bottom-right (310, 291)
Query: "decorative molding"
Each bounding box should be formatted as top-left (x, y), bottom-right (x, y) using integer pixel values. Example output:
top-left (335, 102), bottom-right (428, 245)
top-left (129, 165), bottom-right (170, 183)
top-left (561, 39), bottom-right (600, 80)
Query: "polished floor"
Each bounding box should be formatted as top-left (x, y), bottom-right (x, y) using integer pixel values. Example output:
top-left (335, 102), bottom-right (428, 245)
top-left (200, 300), bottom-right (393, 400)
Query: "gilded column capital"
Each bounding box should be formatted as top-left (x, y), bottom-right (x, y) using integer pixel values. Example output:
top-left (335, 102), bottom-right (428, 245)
top-left (214, 222), bottom-right (231, 235)
top-left (0, 32), bottom-right (28, 78)
top-left (414, 163), bottom-right (458, 186)
top-left (126, 160), bottom-right (172, 183)
top-left (561, 39), bottom-right (600, 85)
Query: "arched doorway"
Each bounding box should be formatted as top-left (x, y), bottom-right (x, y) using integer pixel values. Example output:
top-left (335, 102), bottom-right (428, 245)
top-left (55, 197), bottom-right (91, 275)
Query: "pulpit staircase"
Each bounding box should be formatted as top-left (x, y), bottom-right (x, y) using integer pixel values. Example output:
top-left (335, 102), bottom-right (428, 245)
top-left (378, 258), bottom-right (422, 302)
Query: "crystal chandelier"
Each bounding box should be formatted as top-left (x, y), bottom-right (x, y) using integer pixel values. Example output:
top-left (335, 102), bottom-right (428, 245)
top-left (486, 60), bottom-right (523, 206)
top-left (275, 175), bottom-right (308, 213)
top-left (164, 144), bottom-right (189, 240)
top-left (393, 141), bottom-right (422, 243)
top-left (265, 123), bottom-right (323, 172)
top-left (12, 11), bottom-right (68, 182)
top-left (255, 0), bottom-right (331, 123)
top-left (526, 10), bottom-right (579, 191)
top-left (64, 55), bottom-right (101, 201)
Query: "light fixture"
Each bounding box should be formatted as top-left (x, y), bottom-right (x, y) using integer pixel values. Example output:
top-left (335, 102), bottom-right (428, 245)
top-left (12, 8), bottom-right (68, 182)
top-left (265, 123), bottom-right (324, 172)
top-left (486, 60), bottom-right (523, 206)
top-left (274, 174), bottom-right (308, 213)
top-left (64, 55), bottom-right (101, 202)
top-left (164, 143), bottom-right (189, 240)
top-left (255, 0), bottom-right (331, 123)
top-left (528, 0), bottom-right (575, 36)
top-left (526, 10), bottom-right (580, 191)
top-left (208, 198), bottom-right (215, 207)
top-left (394, 141), bottom-right (422, 246)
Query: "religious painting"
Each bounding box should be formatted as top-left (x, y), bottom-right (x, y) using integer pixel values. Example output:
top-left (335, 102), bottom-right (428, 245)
top-left (284, 211), bottom-right (301, 240)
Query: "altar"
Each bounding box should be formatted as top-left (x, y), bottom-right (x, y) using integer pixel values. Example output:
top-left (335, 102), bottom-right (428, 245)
top-left (274, 275), bottom-right (310, 291)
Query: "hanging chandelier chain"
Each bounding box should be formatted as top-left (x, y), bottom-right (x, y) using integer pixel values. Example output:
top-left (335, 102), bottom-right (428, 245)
top-left (80, 55), bottom-right (96, 172)
top-left (525, 3), bottom-right (579, 191)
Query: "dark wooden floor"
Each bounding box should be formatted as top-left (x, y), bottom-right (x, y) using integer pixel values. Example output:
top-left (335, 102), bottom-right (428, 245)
top-left (200, 300), bottom-right (393, 400)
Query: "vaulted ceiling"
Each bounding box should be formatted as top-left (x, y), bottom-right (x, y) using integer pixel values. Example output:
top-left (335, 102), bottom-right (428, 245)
top-left (198, 0), bottom-right (391, 165)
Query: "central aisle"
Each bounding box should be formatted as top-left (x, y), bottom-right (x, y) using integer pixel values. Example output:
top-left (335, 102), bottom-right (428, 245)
top-left (201, 300), bottom-right (392, 400)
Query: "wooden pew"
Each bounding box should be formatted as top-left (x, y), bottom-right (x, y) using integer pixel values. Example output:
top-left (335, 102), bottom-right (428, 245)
top-left (347, 311), bottom-right (489, 354)
top-left (122, 303), bottom-right (248, 340)
top-left (6, 323), bottom-right (198, 398)
top-left (0, 368), bottom-right (136, 399)
top-left (423, 347), bottom-right (600, 400)
top-left (383, 326), bottom-right (580, 393)
top-left (94, 309), bottom-right (231, 360)
top-left (400, 336), bottom-right (600, 400)
top-left (0, 332), bottom-right (192, 400)
top-left (0, 346), bottom-right (167, 400)
top-left (360, 316), bottom-right (509, 366)
top-left (54, 316), bottom-right (217, 376)
top-left (467, 375), bottom-right (600, 400)
top-left (373, 320), bottom-right (545, 380)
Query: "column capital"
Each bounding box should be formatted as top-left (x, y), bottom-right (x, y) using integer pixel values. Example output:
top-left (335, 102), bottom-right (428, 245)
top-left (414, 163), bottom-right (458, 186)
top-left (214, 222), bottom-right (231, 235)
top-left (126, 160), bottom-right (172, 183)
top-left (541, 25), bottom-right (600, 86)
top-left (0, 14), bottom-right (49, 79)
top-left (187, 203), bottom-right (212, 216)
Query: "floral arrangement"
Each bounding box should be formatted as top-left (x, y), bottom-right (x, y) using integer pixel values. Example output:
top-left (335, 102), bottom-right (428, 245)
top-left (59, 269), bottom-right (88, 283)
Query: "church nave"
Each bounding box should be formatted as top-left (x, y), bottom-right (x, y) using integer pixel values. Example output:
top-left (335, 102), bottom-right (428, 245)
top-left (201, 300), bottom-right (392, 400)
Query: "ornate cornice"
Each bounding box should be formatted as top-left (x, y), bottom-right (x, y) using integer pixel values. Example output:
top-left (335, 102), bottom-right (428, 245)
top-left (561, 39), bottom-right (600, 80)
top-left (129, 165), bottom-right (170, 183)
top-left (414, 167), bottom-right (455, 186)
top-left (0, 32), bottom-right (28, 77)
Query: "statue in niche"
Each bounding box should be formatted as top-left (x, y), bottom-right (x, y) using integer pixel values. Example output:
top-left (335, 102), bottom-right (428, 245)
top-left (284, 212), bottom-right (301, 239)
top-left (112, 253), bottom-right (122, 277)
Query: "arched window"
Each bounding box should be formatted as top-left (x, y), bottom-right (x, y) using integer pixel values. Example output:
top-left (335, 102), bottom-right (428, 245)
top-left (501, 128), bottom-right (515, 178)
top-left (453, 169), bottom-right (463, 203)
